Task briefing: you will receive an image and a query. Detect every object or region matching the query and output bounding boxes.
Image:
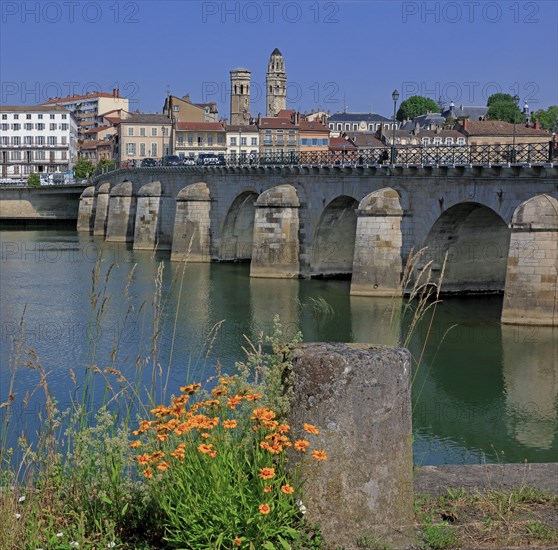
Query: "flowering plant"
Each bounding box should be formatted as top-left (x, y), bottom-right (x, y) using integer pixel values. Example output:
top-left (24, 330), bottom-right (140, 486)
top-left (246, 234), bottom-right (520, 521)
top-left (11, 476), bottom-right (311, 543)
top-left (132, 376), bottom-right (326, 548)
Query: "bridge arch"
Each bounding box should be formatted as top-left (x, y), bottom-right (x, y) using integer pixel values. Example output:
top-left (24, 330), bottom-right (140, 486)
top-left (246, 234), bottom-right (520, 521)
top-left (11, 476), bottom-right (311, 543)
top-left (422, 202), bottom-right (511, 293)
top-left (312, 195), bottom-right (359, 277)
top-left (220, 189), bottom-right (259, 261)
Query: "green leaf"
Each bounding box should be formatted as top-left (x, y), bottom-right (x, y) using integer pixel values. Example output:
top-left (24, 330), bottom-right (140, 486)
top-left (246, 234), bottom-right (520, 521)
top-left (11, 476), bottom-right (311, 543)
top-left (100, 495), bottom-right (113, 506)
top-left (263, 542), bottom-right (276, 550)
top-left (277, 534), bottom-right (291, 549)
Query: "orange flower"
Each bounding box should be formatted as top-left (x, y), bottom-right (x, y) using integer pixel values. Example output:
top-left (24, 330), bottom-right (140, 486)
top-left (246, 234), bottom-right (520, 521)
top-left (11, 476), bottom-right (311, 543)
top-left (312, 449), bottom-right (328, 461)
top-left (223, 419), bottom-right (237, 429)
top-left (278, 424), bottom-right (290, 434)
top-left (156, 433), bottom-right (168, 442)
top-left (234, 535), bottom-right (241, 547)
top-left (263, 485), bottom-right (272, 493)
top-left (136, 453), bottom-right (150, 465)
top-left (129, 440), bottom-right (141, 448)
top-left (303, 423), bottom-right (319, 435)
top-left (180, 383), bottom-right (201, 394)
top-left (149, 450), bottom-right (164, 462)
top-left (209, 449), bottom-right (217, 458)
top-left (245, 393), bottom-right (262, 401)
top-left (294, 439), bottom-right (310, 452)
top-left (143, 467), bottom-right (153, 478)
top-left (157, 461), bottom-right (171, 471)
top-left (258, 503), bottom-right (271, 515)
top-left (281, 484), bottom-right (294, 494)
top-left (227, 395), bottom-right (243, 409)
top-left (211, 386), bottom-right (228, 397)
top-left (258, 467), bottom-right (275, 480)
top-left (201, 432), bottom-right (211, 439)
top-left (198, 443), bottom-right (215, 455)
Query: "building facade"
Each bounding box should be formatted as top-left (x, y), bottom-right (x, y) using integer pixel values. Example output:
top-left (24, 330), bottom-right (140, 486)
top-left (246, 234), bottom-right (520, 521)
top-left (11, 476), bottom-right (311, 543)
top-left (114, 114), bottom-right (172, 165)
top-left (266, 48), bottom-right (287, 117)
top-left (163, 94), bottom-right (218, 123)
top-left (225, 124), bottom-right (259, 161)
top-left (174, 122), bottom-right (227, 158)
top-left (258, 114), bottom-right (299, 160)
top-left (41, 90), bottom-right (129, 140)
top-left (299, 119), bottom-right (330, 159)
top-left (0, 105), bottom-right (78, 180)
top-left (328, 112), bottom-right (396, 136)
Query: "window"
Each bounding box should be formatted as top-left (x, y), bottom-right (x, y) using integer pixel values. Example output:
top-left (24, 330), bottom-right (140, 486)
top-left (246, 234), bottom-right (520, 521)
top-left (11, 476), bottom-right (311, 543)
top-left (140, 143), bottom-right (146, 156)
top-left (445, 137), bottom-right (454, 145)
top-left (208, 136), bottom-right (214, 145)
top-left (187, 135), bottom-right (193, 145)
top-left (421, 137), bottom-right (430, 145)
top-left (14, 114), bottom-right (19, 120)
top-left (26, 114), bottom-right (31, 119)
top-left (217, 136), bottom-right (224, 144)
top-left (24, 123), bottom-right (32, 130)
top-left (38, 114), bottom-right (43, 119)
top-left (251, 137), bottom-right (257, 145)
top-left (140, 127), bottom-right (146, 136)
top-left (61, 124), bottom-right (68, 131)
top-left (457, 137), bottom-right (465, 145)
top-left (12, 123), bottom-right (20, 131)
top-left (240, 137), bottom-right (246, 146)
top-left (0, 136), bottom-right (7, 145)
top-left (12, 136), bottom-right (20, 145)
top-left (37, 123), bottom-right (44, 130)
top-left (197, 136), bottom-right (203, 146)
top-left (1, 123), bottom-right (7, 131)
top-left (433, 137), bottom-right (441, 146)
top-left (36, 136), bottom-right (44, 145)
top-left (1, 114), bottom-right (6, 120)
top-left (151, 128), bottom-right (158, 136)
top-left (173, 105), bottom-right (179, 112)
top-left (35, 150), bottom-right (45, 160)
top-left (353, 124), bottom-right (358, 131)
top-left (345, 124), bottom-right (350, 131)
top-left (12, 151), bottom-right (21, 160)
top-left (62, 114), bottom-right (67, 119)
top-left (61, 136), bottom-right (67, 145)
top-left (128, 127), bottom-right (134, 136)
top-left (178, 135), bottom-right (184, 145)
top-left (50, 123), bottom-right (57, 131)
top-left (50, 114), bottom-right (55, 119)
top-left (126, 143), bottom-right (136, 156)
top-left (151, 143), bottom-right (158, 156)
top-left (48, 136), bottom-right (57, 145)
top-left (61, 151), bottom-right (67, 160)
top-left (264, 134), bottom-right (272, 145)
top-left (24, 136), bottom-right (33, 145)
top-left (162, 127), bottom-right (169, 136)
top-left (369, 124), bottom-right (374, 131)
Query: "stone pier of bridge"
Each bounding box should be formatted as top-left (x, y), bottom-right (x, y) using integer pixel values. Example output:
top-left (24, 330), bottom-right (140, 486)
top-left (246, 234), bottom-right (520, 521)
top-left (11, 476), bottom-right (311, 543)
top-left (76, 164), bottom-right (558, 326)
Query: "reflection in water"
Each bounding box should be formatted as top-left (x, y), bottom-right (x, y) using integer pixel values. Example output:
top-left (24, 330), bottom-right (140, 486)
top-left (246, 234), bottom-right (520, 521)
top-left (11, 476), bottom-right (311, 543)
top-left (502, 325), bottom-right (558, 450)
top-left (1, 229), bottom-right (557, 464)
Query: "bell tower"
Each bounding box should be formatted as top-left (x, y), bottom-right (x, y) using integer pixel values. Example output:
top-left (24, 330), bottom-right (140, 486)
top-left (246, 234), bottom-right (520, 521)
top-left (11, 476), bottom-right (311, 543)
top-left (230, 68), bottom-right (251, 125)
top-left (266, 48), bottom-right (287, 117)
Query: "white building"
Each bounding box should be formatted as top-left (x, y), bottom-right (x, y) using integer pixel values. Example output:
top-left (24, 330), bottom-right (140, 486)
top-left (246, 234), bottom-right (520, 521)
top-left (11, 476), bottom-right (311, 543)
top-left (225, 124), bottom-right (259, 161)
top-left (0, 105), bottom-right (78, 181)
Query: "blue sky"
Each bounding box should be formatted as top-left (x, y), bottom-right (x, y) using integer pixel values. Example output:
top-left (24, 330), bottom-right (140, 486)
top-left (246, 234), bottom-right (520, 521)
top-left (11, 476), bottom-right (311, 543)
top-left (1, 0), bottom-right (557, 119)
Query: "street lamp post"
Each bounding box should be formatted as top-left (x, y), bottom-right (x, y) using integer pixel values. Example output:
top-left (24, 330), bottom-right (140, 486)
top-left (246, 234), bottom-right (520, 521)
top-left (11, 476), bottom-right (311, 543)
top-left (512, 94), bottom-right (520, 164)
top-left (391, 89), bottom-right (399, 164)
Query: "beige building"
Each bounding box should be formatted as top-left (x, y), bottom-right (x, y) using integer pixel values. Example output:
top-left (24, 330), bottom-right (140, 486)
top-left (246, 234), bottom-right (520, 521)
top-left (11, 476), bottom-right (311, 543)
top-left (115, 114), bottom-right (172, 165)
top-left (258, 113), bottom-right (299, 161)
top-left (163, 94), bottom-right (218, 123)
top-left (225, 124), bottom-right (259, 161)
top-left (455, 119), bottom-right (551, 146)
top-left (230, 69), bottom-right (252, 126)
top-left (174, 122), bottom-right (226, 159)
top-left (299, 119), bottom-right (330, 156)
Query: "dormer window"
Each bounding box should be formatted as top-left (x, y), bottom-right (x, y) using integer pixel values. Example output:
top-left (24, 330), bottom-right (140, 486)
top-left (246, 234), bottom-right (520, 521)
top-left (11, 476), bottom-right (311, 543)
top-left (421, 137), bottom-right (430, 145)
top-left (433, 137), bottom-right (441, 146)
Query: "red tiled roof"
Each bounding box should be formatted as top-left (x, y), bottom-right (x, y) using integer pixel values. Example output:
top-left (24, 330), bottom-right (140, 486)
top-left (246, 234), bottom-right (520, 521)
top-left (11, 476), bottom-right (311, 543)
top-left (175, 122), bottom-right (225, 131)
top-left (41, 92), bottom-right (122, 105)
top-left (299, 119), bottom-right (329, 133)
top-left (329, 137), bottom-right (357, 149)
top-left (83, 125), bottom-right (112, 135)
top-left (225, 124), bottom-right (259, 132)
top-left (258, 117), bottom-right (298, 130)
top-left (460, 120), bottom-right (550, 136)
top-left (276, 109), bottom-right (296, 119)
top-left (104, 116), bottom-right (122, 124)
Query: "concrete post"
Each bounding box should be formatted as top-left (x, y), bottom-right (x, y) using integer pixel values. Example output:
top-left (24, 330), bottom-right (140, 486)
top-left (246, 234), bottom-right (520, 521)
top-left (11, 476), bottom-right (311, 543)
top-left (250, 184), bottom-right (300, 278)
top-left (288, 343), bottom-right (413, 549)
top-left (105, 181), bottom-right (136, 243)
top-left (133, 181), bottom-right (162, 250)
top-left (351, 188), bottom-right (404, 297)
top-left (77, 186), bottom-right (96, 233)
top-left (502, 194), bottom-right (558, 326)
top-left (92, 182), bottom-right (111, 237)
top-left (171, 182), bottom-right (211, 262)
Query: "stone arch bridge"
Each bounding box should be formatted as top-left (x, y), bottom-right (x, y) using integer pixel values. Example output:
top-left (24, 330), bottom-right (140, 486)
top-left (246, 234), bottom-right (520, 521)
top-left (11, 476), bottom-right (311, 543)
top-left (80, 165), bottom-right (558, 326)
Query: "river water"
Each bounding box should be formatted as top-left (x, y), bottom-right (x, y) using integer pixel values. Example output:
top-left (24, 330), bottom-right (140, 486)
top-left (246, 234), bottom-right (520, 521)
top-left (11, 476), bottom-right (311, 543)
top-left (1, 227), bottom-right (556, 464)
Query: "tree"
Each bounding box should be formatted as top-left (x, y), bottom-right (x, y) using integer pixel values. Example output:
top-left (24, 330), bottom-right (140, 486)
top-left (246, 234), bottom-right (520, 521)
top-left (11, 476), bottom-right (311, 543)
top-left (486, 93), bottom-right (524, 124)
top-left (396, 96), bottom-right (439, 122)
top-left (73, 157), bottom-right (95, 180)
top-left (27, 172), bottom-right (40, 188)
top-left (97, 158), bottom-right (115, 172)
top-left (532, 106), bottom-right (558, 130)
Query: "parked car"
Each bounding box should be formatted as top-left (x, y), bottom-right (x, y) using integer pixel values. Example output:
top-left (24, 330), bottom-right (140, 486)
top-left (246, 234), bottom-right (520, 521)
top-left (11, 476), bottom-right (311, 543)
top-left (197, 153), bottom-right (226, 166)
top-left (163, 155), bottom-right (182, 166)
top-left (141, 157), bottom-right (157, 167)
top-left (181, 157), bottom-right (196, 166)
